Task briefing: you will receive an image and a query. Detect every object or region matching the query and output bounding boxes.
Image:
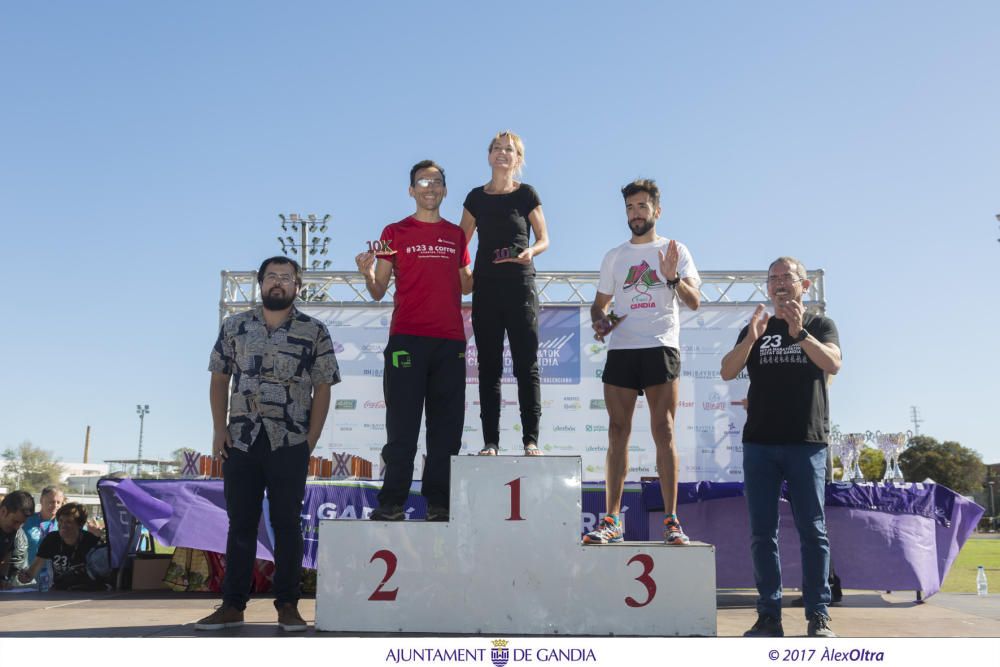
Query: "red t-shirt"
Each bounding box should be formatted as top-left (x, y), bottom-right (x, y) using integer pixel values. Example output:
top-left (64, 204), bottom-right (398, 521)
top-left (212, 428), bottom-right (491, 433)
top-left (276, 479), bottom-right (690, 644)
top-left (379, 216), bottom-right (470, 341)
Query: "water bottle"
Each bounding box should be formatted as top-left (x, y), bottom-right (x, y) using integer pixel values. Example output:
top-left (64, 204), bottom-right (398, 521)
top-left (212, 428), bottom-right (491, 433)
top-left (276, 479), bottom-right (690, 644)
top-left (977, 566), bottom-right (988, 597)
top-left (36, 562), bottom-right (52, 593)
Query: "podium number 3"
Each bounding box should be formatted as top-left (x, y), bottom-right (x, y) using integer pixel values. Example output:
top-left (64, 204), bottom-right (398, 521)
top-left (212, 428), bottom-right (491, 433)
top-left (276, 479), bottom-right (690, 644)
top-left (368, 549), bottom-right (399, 601)
top-left (625, 554), bottom-right (657, 608)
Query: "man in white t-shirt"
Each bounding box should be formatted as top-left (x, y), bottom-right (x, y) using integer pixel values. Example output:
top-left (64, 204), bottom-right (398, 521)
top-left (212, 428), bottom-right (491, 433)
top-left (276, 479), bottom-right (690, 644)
top-left (584, 179), bottom-right (701, 546)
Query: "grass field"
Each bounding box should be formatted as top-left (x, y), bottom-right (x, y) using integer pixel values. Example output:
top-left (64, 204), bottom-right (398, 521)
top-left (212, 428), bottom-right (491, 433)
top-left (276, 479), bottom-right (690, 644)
top-left (941, 536), bottom-right (1000, 593)
top-left (151, 538), bottom-right (175, 556)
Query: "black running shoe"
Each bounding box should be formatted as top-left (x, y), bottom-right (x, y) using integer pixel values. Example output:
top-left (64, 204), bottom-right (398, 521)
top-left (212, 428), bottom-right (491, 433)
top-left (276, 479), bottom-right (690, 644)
top-left (425, 505), bottom-right (449, 522)
top-left (743, 614), bottom-right (784, 637)
top-left (370, 504), bottom-right (405, 521)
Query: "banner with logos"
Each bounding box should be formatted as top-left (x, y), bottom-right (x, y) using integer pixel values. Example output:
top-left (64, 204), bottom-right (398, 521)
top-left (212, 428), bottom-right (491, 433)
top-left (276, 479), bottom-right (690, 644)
top-left (304, 304), bottom-right (753, 482)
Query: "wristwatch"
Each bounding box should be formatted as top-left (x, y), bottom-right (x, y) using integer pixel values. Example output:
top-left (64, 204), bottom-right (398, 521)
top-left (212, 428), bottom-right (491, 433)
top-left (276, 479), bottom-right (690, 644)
top-left (792, 329), bottom-right (808, 344)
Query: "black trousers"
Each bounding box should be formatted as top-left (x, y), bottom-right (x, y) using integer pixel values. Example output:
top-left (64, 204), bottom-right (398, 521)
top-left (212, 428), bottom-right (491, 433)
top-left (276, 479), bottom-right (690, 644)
top-left (222, 428), bottom-right (308, 610)
top-left (471, 279), bottom-right (541, 447)
top-left (379, 334), bottom-right (466, 508)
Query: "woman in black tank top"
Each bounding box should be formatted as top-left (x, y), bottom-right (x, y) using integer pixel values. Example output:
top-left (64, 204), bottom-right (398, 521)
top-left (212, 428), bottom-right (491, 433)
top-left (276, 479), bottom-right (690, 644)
top-left (460, 131), bottom-right (550, 456)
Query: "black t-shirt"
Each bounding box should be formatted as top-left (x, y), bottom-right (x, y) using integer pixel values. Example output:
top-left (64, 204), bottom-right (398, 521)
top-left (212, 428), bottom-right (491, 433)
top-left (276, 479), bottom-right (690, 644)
top-left (738, 312), bottom-right (840, 445)
top-left (37, 530), bottom-right (100, 589)
top-left (463, 183), bottom-right (541, 281)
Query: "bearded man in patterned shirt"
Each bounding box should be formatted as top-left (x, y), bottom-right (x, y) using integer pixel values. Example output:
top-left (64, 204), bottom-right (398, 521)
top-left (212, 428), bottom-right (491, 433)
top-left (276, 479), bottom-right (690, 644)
top-left (196, 256), bottom-right (341, 632)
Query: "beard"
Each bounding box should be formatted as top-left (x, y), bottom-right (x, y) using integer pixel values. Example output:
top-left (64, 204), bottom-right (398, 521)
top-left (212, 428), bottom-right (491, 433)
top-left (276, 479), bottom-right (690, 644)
top-left (629, 218), bottom-right (655, 237)
top-left (262, 290), bottom-right (296, 311)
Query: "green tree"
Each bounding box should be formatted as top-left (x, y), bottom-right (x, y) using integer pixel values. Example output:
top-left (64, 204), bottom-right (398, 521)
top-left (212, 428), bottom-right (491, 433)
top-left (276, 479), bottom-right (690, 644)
top-left (898, 435), bottom-right (986, 495)
top-left (858, 447), bottom-right (886, 482)
top-left (1, 441), bottom-right (64, 493)
top-left (833, 447), bottom-right (886, 481)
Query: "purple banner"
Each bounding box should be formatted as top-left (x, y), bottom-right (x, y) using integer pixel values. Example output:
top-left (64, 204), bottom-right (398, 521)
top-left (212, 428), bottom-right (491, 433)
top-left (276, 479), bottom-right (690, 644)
top-left (641, 480), bottom-right (984, 597)
top-left (97, 478), bottom-right (981, 596)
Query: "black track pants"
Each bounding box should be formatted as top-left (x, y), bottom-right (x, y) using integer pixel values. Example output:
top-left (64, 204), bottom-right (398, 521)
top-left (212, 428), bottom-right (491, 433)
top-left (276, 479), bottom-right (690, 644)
top-left (471, 279), bottom-right (541, 447)
top-left (379, 334), bottom-right (466, 508)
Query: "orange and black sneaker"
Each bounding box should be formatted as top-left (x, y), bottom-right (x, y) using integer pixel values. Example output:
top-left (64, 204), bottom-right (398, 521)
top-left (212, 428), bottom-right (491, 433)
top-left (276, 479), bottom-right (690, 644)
top-left (582, 514), bottom-right (623, 544)
top-left (663, 515), bottom-right (690, 545)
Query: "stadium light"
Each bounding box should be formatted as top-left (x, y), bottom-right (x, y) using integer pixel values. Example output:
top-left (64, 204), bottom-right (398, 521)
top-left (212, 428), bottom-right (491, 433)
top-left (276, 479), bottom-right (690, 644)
top-left (136, 404), bottom-right (150, 477)
top-left (277, 213), bottom-right (333, 300)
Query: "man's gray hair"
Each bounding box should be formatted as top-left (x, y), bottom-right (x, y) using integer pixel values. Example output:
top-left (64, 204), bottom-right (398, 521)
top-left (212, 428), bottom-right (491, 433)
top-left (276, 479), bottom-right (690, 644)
top-left (40, 486), bottom-right (63, 499)
top-left (769, 256), bottom-right (807, 281)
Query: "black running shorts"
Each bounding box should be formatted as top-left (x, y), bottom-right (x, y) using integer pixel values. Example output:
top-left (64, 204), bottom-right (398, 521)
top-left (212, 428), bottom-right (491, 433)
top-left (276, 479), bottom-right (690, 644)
top-left (601, 346), bottom-right (681, 394)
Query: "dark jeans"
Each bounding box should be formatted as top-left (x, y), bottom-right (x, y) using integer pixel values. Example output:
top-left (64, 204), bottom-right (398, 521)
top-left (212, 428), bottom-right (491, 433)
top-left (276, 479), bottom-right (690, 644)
top-left (471, 279), bottom-right (541, 447)
top-left (222, 428), bottom-right (308, 610)
top-left (743, 442), bottom-right (831, 619)
top-left (380, 334), bottom-right (466, 509)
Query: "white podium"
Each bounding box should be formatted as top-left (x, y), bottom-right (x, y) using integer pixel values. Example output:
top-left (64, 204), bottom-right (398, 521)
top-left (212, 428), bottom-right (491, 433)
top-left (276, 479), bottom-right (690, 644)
top-left (316, 456), bottom-right (716, 636)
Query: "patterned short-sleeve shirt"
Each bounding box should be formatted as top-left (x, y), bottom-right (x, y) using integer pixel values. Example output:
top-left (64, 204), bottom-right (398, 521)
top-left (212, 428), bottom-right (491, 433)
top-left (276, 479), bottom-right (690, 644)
top-left (208, 306), bottom-right (341, 452)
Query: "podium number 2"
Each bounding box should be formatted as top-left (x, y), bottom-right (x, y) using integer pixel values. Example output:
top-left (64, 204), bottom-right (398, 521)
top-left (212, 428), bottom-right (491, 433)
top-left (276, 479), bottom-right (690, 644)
top-left (505, 477), bottom-right (524, 521)
top-left (368, 549), bottom-right (399, 601)
top-left (625, 554), bottom-right (657, 608)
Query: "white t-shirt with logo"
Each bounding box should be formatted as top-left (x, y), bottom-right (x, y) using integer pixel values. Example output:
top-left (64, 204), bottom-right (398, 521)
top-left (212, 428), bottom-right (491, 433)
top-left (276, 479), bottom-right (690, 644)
top-left (597, 237), bottom-right (700, 350)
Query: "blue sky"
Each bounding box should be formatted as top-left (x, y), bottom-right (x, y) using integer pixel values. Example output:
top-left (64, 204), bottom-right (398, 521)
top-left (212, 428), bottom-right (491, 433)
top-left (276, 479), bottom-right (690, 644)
top-left (2, 2), bottom-right (998, 466)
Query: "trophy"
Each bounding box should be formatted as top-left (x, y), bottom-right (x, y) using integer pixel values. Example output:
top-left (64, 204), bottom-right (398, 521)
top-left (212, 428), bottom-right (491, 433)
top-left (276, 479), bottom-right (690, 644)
top-left (876, 430), bottom-right (912, 483)
top-left (828, 430), bottom-right (844, 481)
top-left (493, 244), bottom-right (525, 262)
top-left (838, 433), bottom-right (855, 483)
top-left (841, 432), bottom-right (870, 483)
top-left (593, 310), bottom-right (627, 341)
top-left (366, 239), bottom-right (396, 257)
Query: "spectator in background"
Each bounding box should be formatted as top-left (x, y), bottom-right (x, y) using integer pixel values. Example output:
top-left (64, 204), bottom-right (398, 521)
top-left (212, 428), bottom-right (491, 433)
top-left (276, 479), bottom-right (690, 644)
top-left (18, 502), bottom-right (105, 590)
top-left (1, 491), bottom-right (35, 588)
top-left (22, 486), bottom-right (65, 563)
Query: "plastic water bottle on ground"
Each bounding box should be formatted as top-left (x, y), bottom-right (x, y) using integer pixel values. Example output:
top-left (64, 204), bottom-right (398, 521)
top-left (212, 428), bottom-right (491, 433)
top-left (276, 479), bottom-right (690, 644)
top-left (36, 562), bottom-right (52, 593)
top-left (977, 565), bottom-right (988, 597)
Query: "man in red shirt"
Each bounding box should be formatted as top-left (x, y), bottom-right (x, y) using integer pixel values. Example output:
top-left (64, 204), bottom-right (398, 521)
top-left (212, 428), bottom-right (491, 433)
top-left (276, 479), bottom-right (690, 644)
top-left (355, 159), bottom-right (473, 521)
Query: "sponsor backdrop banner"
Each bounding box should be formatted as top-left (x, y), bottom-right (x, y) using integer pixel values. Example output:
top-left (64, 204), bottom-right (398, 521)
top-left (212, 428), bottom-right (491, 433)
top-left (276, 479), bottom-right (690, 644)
top-left (304, 304), bottom-right (753, 482)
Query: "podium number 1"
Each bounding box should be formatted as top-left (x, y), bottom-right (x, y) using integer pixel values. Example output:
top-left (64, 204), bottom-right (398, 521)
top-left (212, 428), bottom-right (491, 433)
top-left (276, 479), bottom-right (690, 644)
top-left (505, 477), bottom-right (524, 521)
top-left (368, 549), bottom-right (399, 601)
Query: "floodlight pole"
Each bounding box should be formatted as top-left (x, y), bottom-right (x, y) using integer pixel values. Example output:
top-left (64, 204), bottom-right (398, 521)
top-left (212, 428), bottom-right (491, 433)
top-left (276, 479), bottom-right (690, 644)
top-left (136, 404), bottom-right (150, 477)
top-left (278, 213), bottom-right (332, 301)
top-left (909, 406), bottom-right (923, 435)
top-left (278, 213), bottom-right (332, 271)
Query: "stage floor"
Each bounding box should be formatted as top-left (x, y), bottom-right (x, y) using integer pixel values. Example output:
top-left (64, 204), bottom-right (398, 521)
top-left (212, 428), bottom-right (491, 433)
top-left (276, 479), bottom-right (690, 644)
top-left (0, 590), bottom-right (997, 638)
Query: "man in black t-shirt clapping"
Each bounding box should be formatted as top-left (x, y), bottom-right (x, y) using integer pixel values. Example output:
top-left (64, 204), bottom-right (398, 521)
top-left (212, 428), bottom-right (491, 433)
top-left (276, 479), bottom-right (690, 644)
top-left (721, 256), bottom-right (842, 639)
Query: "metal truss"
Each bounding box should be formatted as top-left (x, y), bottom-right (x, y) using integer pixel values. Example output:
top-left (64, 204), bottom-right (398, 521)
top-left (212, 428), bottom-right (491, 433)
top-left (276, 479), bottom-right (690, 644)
top-left (220, 270), bottom-right (826, 323)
